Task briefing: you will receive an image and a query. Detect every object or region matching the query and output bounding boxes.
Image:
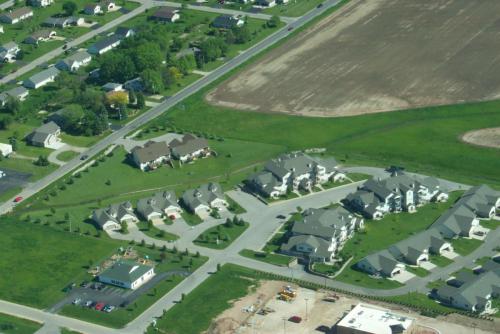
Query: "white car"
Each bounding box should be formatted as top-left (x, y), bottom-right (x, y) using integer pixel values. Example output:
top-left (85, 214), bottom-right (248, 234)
top-left (0, 170), bottom-right (5, 178)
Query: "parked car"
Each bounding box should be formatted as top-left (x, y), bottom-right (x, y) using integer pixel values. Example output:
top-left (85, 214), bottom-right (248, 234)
top-left (80, 281), bottom-right (89, 288)
top-left (95, 302), bottom-right (105, 311)
top-left (317, 3), bottom-right (323, 8)
top-left (84, 300), bottom-right (93, 307)
top-left (80, 154), bottom-right (88, 160)
top-left (72, 298), bottom-right (82, 305)
top-left (289, 316), bottom-right (302, 323)
top-left (103, 305), bottom-right (115, 313)
top-left (13, 196), bottom-right (23, 203)
top-left (287, 26), bottom-right (294, 31)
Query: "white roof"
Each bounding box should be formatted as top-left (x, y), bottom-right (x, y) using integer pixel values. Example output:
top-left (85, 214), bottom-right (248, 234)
top-left (0, 143), bottom-right (12, 150)
top-left (337, 304), bottom-right (414, 334)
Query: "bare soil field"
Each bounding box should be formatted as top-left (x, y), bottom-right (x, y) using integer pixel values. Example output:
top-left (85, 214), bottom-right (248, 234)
top-left (461, 127), bottom-right (500, 149)
top-left (214, 283), bottom-right (499, 334)
top-left (208, 0), bottom-right (500, 117)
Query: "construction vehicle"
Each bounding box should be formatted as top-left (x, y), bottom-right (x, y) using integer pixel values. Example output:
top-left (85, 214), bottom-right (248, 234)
top-left (279, 293), bottom-right (293, 302)
top-left (257, 307), bottom-right (275, 315)
top-left (280, 287), bottom-right (297, 299)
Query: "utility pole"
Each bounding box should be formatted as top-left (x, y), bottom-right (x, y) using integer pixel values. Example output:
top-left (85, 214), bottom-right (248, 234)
top-left (282, 317), bottom-right (286, 334)
top-left (305, 298), bottom-right (309, 321)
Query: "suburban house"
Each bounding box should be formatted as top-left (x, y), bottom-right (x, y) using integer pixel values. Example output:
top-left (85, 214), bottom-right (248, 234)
top-left (28, 0), bottom-right (53, 7)
top-left (0, 86), bottom-right (29, 106)
top-left (436, 270), bottom-right (500, 313)
top-left (26, 121), bottom-right (61, 148)
top-left (336, 304), bottom-right (415, 334)
top-left (43, 16), bottom-right (84, 28)
top-left (456, 184), bottom-right (499, 219)
top-left (99, 0), bottom-right (116, 12)
top-left (102, 82), bottom-right (123, 92)
top-left (254, 0), bottom-right (276, 7)
top-left (98, 260), bottom-right (155, 289)
top-left (281, 206), bottom-right (364, 263)
top-left (115, 26), bottom-right (135, 38)
top-left (23, 30), bottom-right (56, 45)
top-left (246, 153), bottom-right (345, 199)
top-left (344, 172), bottom-right (448, 219)
top-left (357, 250), bottom-right (406, 278)
top-left (23, 67), bottom-right (60, 89)
top-left (56, 51), bottom-right (92, 72)
top-left (149, 7), bottom-right (180, 23)
top-left (84, 3), bottom-right (102, 15)
top-left (92, 202), bottom-right (138, 231)
top-left (123, 77), bottom-right (144, 92)
top-left (431, 205), bottom-right (480, 239)
top-left (212, 15), bottom-right (245, 29)
top-left (170, 134), bottom-right (211, 163)
top-left (181, 183), bottom-right (228, 217)
top-left (0, 41), bottom-right (19, 62)
top-left (87, 34), bottom-right (122, 55)
top-left (137, 191), bottom-right (182, 221)
top-left (130, 141), bottom-right (171, 171)
top-left (0, 7), bottom-right (33, 24)
top-left (0, 143), bottom-right (12, 156)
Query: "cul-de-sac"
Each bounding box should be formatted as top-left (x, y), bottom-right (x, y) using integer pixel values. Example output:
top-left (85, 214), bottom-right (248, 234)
top-left (0, 0), bottom-right (498, 333)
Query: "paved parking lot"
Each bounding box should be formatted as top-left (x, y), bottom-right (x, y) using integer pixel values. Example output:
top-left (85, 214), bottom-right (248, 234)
top-left (0, 168), bottom-right (31, 198)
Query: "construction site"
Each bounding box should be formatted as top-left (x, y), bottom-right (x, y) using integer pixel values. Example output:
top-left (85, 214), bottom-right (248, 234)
top-left (207, 281), bottom-right (499, 334)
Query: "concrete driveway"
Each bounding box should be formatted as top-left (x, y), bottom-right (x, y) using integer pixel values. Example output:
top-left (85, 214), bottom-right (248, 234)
top-left (420, 261), bottom-right (437, 271)
top-left (389, 271), bottom-right (415, 284)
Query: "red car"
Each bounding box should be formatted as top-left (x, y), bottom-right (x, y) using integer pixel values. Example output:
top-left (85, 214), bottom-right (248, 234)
top-left (289, 316), bottom-right (302, 323)
top-left (14, 196), bottom-right (23, 203)
top-left (94, 302), bottom-right (105, 311)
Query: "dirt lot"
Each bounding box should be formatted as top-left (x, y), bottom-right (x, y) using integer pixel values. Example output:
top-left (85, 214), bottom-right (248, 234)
top-left (208, 0), bottom-right (500, 117)
top-left (461, 127), bottom-right (500, 149)
top-left (209, 282), bottom-right (499, 334)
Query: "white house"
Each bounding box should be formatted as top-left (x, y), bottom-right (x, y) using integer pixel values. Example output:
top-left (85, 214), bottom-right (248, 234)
top-left (27, 121), bottom-right (61, 148)
top-left (28, 0), bottom-right (54, 7)
top-left (56, 51), bottom-right (92, 72)
top-left (84, 3), bottom-right (102, 15)
top-left (0, 143), bottom-right (12, 157)
top-left (181, 183), bottom-right (228, 218)
top-left (170, 134), bottom-right (211, 163)
top-left (0, 7), bottom-right (33, 24)
top-left (98, 260), bottom-right (155, 290)
top-left (92, 202), bottom-right (138, 231)
top-left (23, 67), bottom-right (60, 89)
top-left (131, 141), bottom-right (171, 171)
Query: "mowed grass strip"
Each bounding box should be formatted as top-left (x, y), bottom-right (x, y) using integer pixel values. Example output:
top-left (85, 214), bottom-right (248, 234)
top-left (0, 218), bottom-right (122, 308)
top-left (193, 222), bottom-right (249, 249)
top-left (239, 249), bottom-right (294, 267)
top-left (0, 312), bottom-right (42, 334)
top-left (451, 238), bottom-right (483, 256)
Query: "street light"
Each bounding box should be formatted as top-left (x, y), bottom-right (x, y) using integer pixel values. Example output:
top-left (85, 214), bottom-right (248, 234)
top-left (305, 298), bottom-right (309, 321)
top-left (282, 316), bottom-right (287, 334)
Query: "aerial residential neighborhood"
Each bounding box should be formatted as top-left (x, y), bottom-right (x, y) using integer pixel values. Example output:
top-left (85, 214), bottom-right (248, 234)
top-left (0, 0), bottom-right (498, 333)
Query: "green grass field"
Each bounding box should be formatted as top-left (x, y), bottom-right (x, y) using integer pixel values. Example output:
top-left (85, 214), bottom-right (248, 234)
top-left (239, 249), bottom-right (294, 267)
top-left (429, 254), bottom-right (453, 267)
top-left (264, 0), bottom-right (326, 17)
top-left (451, 238), bottom-right (483, 256)
top-left (0, 313), bottom-right (42, 334)
top-left (194, 222), bottom-right (249, 249)
top-left (56, 151), bottom-right (79, 162)
top-left (0, 217), bottom-right (122, 308)
top-left (137, 221), bottom-right (179, 241)
top-left (406, 266), bottom-right (429, 277)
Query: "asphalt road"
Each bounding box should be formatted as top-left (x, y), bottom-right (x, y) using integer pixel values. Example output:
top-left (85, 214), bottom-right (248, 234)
top-left (0, 0), bottom-right (339, 215)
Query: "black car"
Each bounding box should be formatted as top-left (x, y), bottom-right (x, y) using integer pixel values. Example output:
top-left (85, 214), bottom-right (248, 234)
top-left (80, 154), bottom-right (88, 160)
top-left (317, 3), bottom-right (323, 8)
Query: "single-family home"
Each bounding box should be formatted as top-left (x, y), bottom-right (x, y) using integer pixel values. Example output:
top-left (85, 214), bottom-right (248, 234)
top-left (130, 140), bottom-right (171, 171)
top-left (28, 0), bottom-right (54, 7)
top-left (92, 201), bottom-right (138, 230)
top-left (436, 271), bottom-right (500, 313)
top-left (0, 7), bottom-right (33, 24)
top-left (456, 184), bottom-right (499, 219)
top-left (123, 77), bottom-right (144, 92)
top-left (170, 134), bottom-right (211, 163)
top-left (246, 153), bottom-right (345, 198)
top-left (357, 250), bottom-right (405, 278)
top-left (84, 3), bottom-right (102, 15)
top-left (254, 0), bottom-right (276, 7)
top-left (212, 15), bottom-right (245, 29)
top-left (115, 26), bottom-right (135, 38)
top-left (0, 86), bottom-right (29, 106)
top-left (87, 34), bottom-right (122, 55)
top-left (0, 41), bottom-right (20, 62)
top-left (26, 121), bottom-right (61, 148)
top-left (23, 67), bottom-right (60, 89)
top-left (99, 0), bottom-right (116, 11)
top-left (23, 30), bottom-right (56, 45)
top-left (137, 190), bottom-right (182, 221)
top-left (56, 51), bottom-right (92, 72)
top-left (149, 7), bottom-right (180, 23)
top-left (431, 205), bottom-right (480, 239)
top-left (43, 16), bottom-right (84, 28)
top-left (181, 183), bottom-right (228, 217)
top-left (0, 143), bottom-right (13, 157)
top-left (98, 260), bottom-right (155, 289)
top-left (281, 235), bottom-right (335, 263)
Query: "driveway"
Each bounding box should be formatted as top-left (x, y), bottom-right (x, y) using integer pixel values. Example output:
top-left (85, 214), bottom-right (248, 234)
top-left (420, 261), bottom-right (437, 271)
top-left (388, 270), bottom-right (415, 284)
top-left (47, 144), bottom-right (86, 166)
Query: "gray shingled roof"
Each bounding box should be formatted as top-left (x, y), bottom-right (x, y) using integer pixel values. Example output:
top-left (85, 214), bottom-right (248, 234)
top-left (181, 183), bottom-right (224, 211)
top-left (25, 67), bottom-right (59, 86)
top-left (281, 235), bottom-right (332, 259)
top-left (170, 134), bottom-right (209, 158)
top-left (28, 121), bottom-right (60, 145)
top-left (137, 191), bottom-right (179, 218)
top-left (131, 141), bottom-right (170, 164)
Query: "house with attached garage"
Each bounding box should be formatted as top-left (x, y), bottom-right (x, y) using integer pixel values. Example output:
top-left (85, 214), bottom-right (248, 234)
top-left (28, 0), bottom-right (53, 7)
top-left (456, 184), bottom-right (499, 219)
top-left (181, 183), bottom-right (228, 217)
top-left (130, 141), bottom-right (171, 171)
top-left (23, 30), bottom-right (56, 45)
top-left (99, 0), bottom-right (116, 12)
top-left (436, 270), bottom-right (500, 313)
top-left (357, 250), bottom-right (406, 278)
top-left (431, 205), bottom-right (480, 239)
top-left (281, 235), bottom-right (335, 263)
top-left (137, 191), bottom-right (182, 221)
top-left (84, 3), bottom-right (102, 15)
top-left (170, 134), bottom-right (211, 163)
top-left (0, 42), bottom-right (20, 62)
top-left (0, 86), bottom-right (29, 106)
top-left (0, 7), bottom-right (33, 24)
top-left (56, 51), bottom-right (92, 72)
top-left (43, 16), bottom-right (84, 28)
top-left (23, 67), bottom-right (60, 89)
top-left (254, 0), bottom-right (276, 7)
top-left (149, 7), bottom-right (180, 23)
top-left (26, 121), bottom-right (61, 148)
top-left (246, 153), bottom-right (345, 199)
top-left (88, 34), bottom-right (122, 55)
top-left (115, 27), bottom-right (135, 38)
top-left (99, 260), bottom-right (155, 289)
top-left (212, 15), bottom-right (245, 29)
top-left (92, 202), bottom-right (138, 231)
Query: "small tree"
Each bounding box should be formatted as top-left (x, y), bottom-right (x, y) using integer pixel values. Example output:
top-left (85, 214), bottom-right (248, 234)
top-left (136, 92), bottom-right (146, 109)
top-left (62, 1), bottom-right (78, 16)
top-left (159, 252), bottom-right (167, 263)
top-left (121, 221), bottom-right (128, 233)
top-left (216, 263), bottom-right (221, 272)
top-left (267, 15), bottom-right (280, 28)
top-left (128, 89), bottom-right (137, 104)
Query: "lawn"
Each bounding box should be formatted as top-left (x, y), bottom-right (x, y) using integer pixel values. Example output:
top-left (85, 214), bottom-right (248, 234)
top-left (405, 266), bottom-right (429, 277)
top-left (480, 219), bottom-right (500, 230)
top-left (312, 262), bottom-right (339, 276)
top-left (181, 211), bottom-right (203, 226)
top-left (334, 267), bottom-right (403, 289)
top-left (60, 246), bottom-right (207, 328)
top-left (239, 249), bottom-right (294, 267)
top-left (264, 0), bottom-right (326, 17)
top-left (429, 254), bottom-right (453, 267)
top-left (145, 264), bottom-right (261, 334)
top-left (137, 221), bottom-right (179, 242)
top-left (193, 221), bottom-right (249, 249)
top-left (0, 313), bottom-right (42, 334)
top-left (451, 238), bottom-right (483, 256)
top-left (56, 150), bottom-right (79, 162)
top-left (0, 217), bottom-right (123, 309)
top-left (386, 292), bottom-right (458, 315)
